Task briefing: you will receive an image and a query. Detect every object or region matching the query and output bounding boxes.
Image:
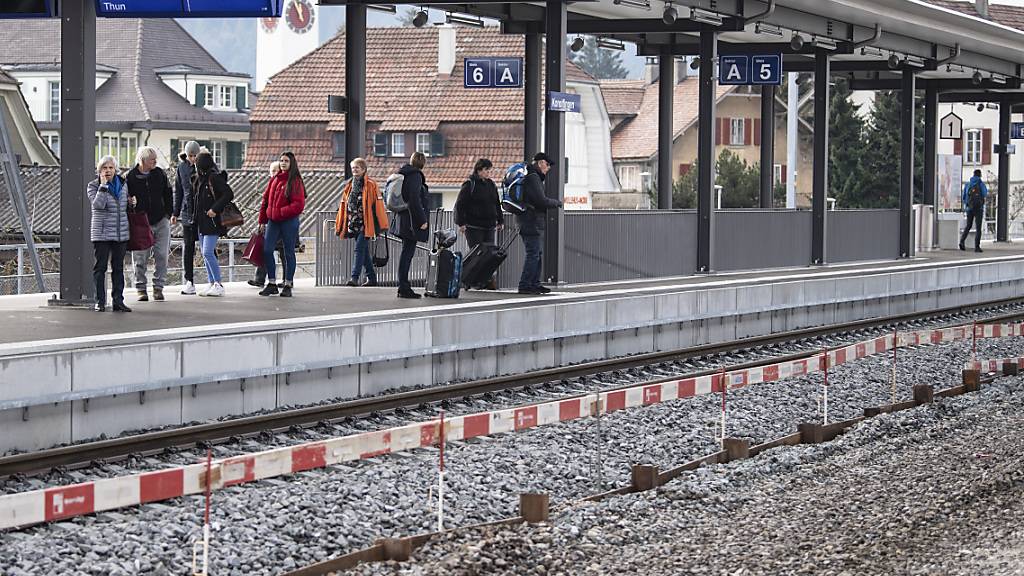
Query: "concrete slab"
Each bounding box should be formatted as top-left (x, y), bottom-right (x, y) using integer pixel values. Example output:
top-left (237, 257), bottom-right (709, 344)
top-left (0, 403), bottom-right (71, 454)
top-left (278, 368), bottom-right (359, 407)
top-left (606, 296), bottom-right (656, 358)
top-left (71, 387), bottom-right (182, 442)
top-left (554, 301), bottom-right (607, 365)
top-left (0, 352), bottom-right (70, 401)
top-left (359, 319), bottom-right (432, 395)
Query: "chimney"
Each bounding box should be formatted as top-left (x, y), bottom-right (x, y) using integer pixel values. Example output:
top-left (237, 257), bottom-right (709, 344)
top-left (438, 25), bottom-right (456, 77)
top-left (644, 57), bottom-right (659, 84)
top-left (976, 0), bottom-right (989, 18)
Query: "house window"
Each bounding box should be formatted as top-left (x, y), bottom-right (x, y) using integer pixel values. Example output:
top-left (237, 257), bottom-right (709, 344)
top-left (730, 118), bottom-right (745, 146)
top-left (965, 129), bottom-right (982, 165)
top-left (48, 81), bottom-right (60, 122)
top-left (618, 165), bottom-right (640, 191)
top-left (416, 133), bottom-right (431, 156)
top-left (773, 164), bottom-right (783, 184)
top-left (102, 135), bottom-right (118, 158)
top-left (205, 85), bottom-right (216, 108)
top-left (219, 85), bottom-right (234, 109)
top-left (119, 134), bottom-right (137, 168)
top-left (210, 140), bottom-right (225, 166)
top-left (391, 133), bottom-right (405, 157)
top-left (45, 134), bottom-right (60, 157)
top-left (373, 132), bottom-right (388, 157)
top-left (332, 132), bottom-right (345, 160)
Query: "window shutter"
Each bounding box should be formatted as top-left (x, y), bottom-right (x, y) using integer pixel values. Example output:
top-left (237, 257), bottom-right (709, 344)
top-left (744, 119), bottom-right (752, 146)
top-left (753, 119), bottom-right (761, 146)
top-left (679, 163), bottom-right (691, 176)
top-left (236, 87), bottom-right (247, 111)
top-left (195, 84), bottom-right (205, 107)
top-left (430, 132), bottom-right (445, 157)
top-left (982, 129), bottom-right (992, 164)
top-left (226, 141), bottom-right (243, 169)
top-left (723, 117), bottom-right (732, 144)
top-left (715, 118), bottom-right (722, 145)
top-left (780, 164), bottom-right (787, 184)
top-left (954, 138), bottom-right (962, 156)
top-left (373, 132), bottom-right (387, 157)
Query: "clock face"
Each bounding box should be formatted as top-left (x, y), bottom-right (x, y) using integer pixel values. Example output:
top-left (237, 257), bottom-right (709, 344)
top-left (260, 17), bottom-right (279, 34)
top-left (285, 0), bottom-right (315, 34)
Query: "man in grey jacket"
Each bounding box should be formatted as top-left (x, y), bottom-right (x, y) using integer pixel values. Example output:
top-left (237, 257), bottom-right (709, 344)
top-left (172, 141), bottom-right (201, 294)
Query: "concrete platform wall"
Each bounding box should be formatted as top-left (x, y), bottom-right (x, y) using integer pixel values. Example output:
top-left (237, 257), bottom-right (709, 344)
top-left (3, 258), bottom-right (1024, 453)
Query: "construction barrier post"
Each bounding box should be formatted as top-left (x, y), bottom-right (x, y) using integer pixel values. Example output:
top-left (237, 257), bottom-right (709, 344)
top-left (912, 384), bottom-right (934, 405)
top-left (380, 538), bottom-right (413, 562)
top-left (1002, 362), bottom-right (1019, 376)
top-left (799, 423), bottom-right (824, 444)
top-left (520, 493), bottom-right (550, 523)
top-left (722, 438), bottom-right (751, 463)
top-left (630, 464), bottom-right (660, 492)
top-left (963, 369), bottom-right (981, 392)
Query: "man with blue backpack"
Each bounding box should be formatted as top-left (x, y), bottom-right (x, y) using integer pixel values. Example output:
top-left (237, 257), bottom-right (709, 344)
top-left (504, 152), bottom-right (563, 295)
top-left (959, 169), bottom-right (988, 253)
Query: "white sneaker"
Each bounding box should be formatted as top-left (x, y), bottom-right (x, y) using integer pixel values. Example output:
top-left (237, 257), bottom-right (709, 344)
top-left (198, 283), bottom-right (212, 297)
top-left (181, 281), bottom-right (196, 295)
top-left (206, 283), bottom-right (225, 297)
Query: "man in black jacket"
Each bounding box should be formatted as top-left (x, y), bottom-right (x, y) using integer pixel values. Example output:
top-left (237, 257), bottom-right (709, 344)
top-left (517, 152), bottom-right (562, 295)
top-left (127, 147), bottom-right (173, 301)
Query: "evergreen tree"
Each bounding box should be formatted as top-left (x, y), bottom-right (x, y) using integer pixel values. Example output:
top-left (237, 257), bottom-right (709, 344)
top-left (570, 36), bottom-right (628, 80)
top-left (828, 77), bottom-right (866, 207)
top-left (716, 150), bottom-right (760, 207)
top-left (857, 89), bottom-right (926, 208)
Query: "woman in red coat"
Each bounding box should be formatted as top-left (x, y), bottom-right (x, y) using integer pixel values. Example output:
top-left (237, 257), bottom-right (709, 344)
top-left (258, 151), bottom-right (306, 297)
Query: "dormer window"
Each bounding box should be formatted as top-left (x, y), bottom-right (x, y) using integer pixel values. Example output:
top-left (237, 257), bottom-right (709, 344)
top-left (219, 85), bottom-right (234, 109)
top-left (194, 83), bottom-right (247, 111)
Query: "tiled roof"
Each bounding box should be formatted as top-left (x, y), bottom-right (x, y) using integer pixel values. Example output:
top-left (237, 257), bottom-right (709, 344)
top-left (606, 77), bottom-right (735, 160)
top-left (926, 0), bottom-right (1024, 29)
top-left (599, 80), bottom-right (648, 117)
top-left (251, 26), bottom-right (595, 132)
top-left (0, 166), bottom-right (343, 240)
top-left (0, 18), bottom-right (249, 130)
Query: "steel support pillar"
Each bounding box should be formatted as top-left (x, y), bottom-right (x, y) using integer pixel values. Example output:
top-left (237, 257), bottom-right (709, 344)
top-left (542, 0), bottom-right (566, 284)
top-left (811, 50), bottom-right (829, 265)
top-left (657, 47), bottom-right (674, 209)
top-left (997, 97), bottom-right (1010, 242)
top-left (696, 27), bottom-right (717, 273)
top-left (924, 82), bottom-right (938, 247)
top-left (759, 84), bottom-right (775, 208)
top-left (524, 32), bottom-right (542, 160)
top-left (56, 0), bottom-right (97, 304)
top-left (899, 70), bottom-right (915, 258)
top-left (344, 4), bottom-right (367, 180)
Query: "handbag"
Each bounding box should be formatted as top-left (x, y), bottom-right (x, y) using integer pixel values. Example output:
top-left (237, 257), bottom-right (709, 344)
top-left (220, 201), bottom-right (244, 229)
top-left (242, 233), bottom-right (264, 268)
top-left (370, 201), bottom-right (389, 268)
top-left (127, 206), bottom-right (155, 251)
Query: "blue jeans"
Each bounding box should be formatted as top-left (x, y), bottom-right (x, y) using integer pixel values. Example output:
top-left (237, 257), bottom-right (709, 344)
top-left (351, 234), bottom-right (376, 282)
top-left (519, 233), bottom-right (542, 290)
top-left (199, 233), bottom-right (221, 284)
top-left (264, 217), bottom-right (299, 283)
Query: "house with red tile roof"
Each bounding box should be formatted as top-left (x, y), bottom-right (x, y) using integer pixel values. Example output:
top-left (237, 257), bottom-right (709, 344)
top-left (248, 25), bottom-right (620, 209)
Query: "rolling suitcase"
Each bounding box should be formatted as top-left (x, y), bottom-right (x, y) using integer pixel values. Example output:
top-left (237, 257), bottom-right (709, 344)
top-left (425, 247), bottom-right (463, 298)
top-left (462, 228), bottom-right (519, 290)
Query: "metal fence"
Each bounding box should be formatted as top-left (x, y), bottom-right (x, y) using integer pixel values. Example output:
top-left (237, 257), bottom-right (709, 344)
top-left (0, 237), bottom-right (316, 296)
top-left (314, 208), bottom-right (914, 287)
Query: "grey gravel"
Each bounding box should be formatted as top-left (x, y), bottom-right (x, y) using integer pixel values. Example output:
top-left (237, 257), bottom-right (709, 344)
top-left (0, 337), bottom-right (1021, 576)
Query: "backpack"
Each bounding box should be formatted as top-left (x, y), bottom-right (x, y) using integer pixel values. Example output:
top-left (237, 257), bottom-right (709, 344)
top-left (501, 163), bottom-right (529, 215)
top-left (384, 173), bottom-right (408, 212)
top-left (967, 181), bottom-right (984, 211)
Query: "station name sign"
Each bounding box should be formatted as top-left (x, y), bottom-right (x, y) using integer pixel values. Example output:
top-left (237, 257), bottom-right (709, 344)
top-left (548, 91), bottom-right (581, 113)
top-left (719, 54), bottom-right (783, 86)
top-left (464, 57), bottom-right (522, 89)
top-left (96, 0), bottom-right (282, 18)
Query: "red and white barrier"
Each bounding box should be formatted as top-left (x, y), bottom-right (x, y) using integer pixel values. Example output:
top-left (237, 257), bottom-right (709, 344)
top-left (963, 357), bottom-right (1024, 372)
top-left (1, 320), bottom-right (1020, 531)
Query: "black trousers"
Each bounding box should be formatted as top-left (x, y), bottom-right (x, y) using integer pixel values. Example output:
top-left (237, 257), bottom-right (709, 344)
top-left (960, 209), bottom-right (984, 248)
top-left (93, 241), bottom-right (127, 306)
top-left (398, 236), bottom-right (418, 291)
top-left (182, 224), bottom-right (198, 283)
top-left (465, 227), bottom-right (495, 249)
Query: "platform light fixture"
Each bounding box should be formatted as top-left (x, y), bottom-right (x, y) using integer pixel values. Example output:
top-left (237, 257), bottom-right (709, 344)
top-left (596, 37), bottom-right (627, 51)
top-left (367, 4), bottom-right (397, 13)
top-left (860, 46), bottom-right (884, 58)
top-left (754, 22), bottom-right (783, 38)
top-left (902, 55), bottom-right (926, 68)
top-left (446, 12), bottom-right (485, 28)
top-left (613, 0), bottom-right (652, 9)
top-left (990, 73), bottom-right (1007, 85)
top-left (662, 1), bottom-right (677, 25)
top-left (570, 35), bottom-right (585, 52)
top-left (412, 7), bottom-right (429, 27)
top-left (790, 32), bottom-right (805, 51)
top-left (812, 36), bottom-right (837, 51)
top-left (689, 7), bottom-right (723, 26)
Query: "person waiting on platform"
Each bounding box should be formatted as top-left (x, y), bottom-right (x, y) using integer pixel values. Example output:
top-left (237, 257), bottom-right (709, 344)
top-left (335, 157), bottom-right (388, 287)
top-left (517, 152), bottom-right (563, 295)
top-left (88, 155), bottom-right (135, 312)
top-left (959, 168), bottom-right (989, 253)
top-left (258, 151), bottom-right (306, 297)
top-left (250, 160), bottom-right (287, 289)
top-left (192, 152), bottom-right (234, 297)
top-left (396, 152), bottom-right (430, 299)
top-left (455, 158), bottom-right (503, 290)
top-left (172, 140), bottom-right (201, 295)
top-left (127, 146), bottom-right (173, 302)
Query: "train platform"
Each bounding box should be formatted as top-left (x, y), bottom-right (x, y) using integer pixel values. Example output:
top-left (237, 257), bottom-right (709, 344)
top-left (2, 242), bottom-right (1024, 453)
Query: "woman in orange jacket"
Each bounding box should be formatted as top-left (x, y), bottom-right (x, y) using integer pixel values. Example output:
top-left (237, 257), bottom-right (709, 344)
top-left (336, 157), bottom-right (388, 286)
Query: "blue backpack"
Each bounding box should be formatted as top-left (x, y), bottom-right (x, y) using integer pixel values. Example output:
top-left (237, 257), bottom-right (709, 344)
top-left (501, 163), bottom-right (529, 214)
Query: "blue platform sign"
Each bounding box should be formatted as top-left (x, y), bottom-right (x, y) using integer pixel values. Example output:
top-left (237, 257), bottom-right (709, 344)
top-left (548, 91), bottom-right (581, 113)
top-left (464, 58), bottom-right (522, 89)
top-left (719, 56), bottom-right (749, 85)
top-left (751, 55), bottom-right (782, 85)
top-left (1012, 122), bottom-right (1024, 140)
top-left (0, 0), bottom-right (55, 18)
top-left (96, 0), bottom-right (281, 18)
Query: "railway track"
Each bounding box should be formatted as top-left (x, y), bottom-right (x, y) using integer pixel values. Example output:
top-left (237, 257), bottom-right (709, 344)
top-left (2, 296), bottom-right (1023, 479)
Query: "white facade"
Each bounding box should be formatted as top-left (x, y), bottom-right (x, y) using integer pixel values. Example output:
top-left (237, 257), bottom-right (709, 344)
top-left (256, 0), bottom-right (321, 92)
top-left (2, 69), bottom-right (113, 125)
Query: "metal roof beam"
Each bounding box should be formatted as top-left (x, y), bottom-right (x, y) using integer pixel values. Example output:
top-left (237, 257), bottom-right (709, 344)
top-left (849, 78), bottom-right (1022, 91)
top-left (938, 92), bottom-right (1024, 103)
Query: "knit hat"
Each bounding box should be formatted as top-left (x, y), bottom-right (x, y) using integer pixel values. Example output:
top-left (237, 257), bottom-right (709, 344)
top-left (196, 152), bottom-right (215, 173)
top-left (184, 140), bottom-right (201, 156)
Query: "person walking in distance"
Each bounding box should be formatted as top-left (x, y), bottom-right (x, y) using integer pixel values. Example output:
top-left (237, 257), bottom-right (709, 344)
top-left (960, 169), bottom-right (989, 253)
top-left (127, 147), bottom-right (173, 301)
top-left (517, 152), bottom-right (563, 295)
top-left (335, 157), bottom-right (388, 287)
top-left (87, 155), bottom-right (135, 312)
top-left (173, 140), bottom-right (201, 295)
top-left (192, 152), bottom-right (234, 297)
top-left (455, 158), bottom-right (503, 289)
top-left (258, 152), bottom-right (306, 297)
top-left (396, 152), bottom-right (430, 299)
top-left (250, 160), bottom-right (287, 289)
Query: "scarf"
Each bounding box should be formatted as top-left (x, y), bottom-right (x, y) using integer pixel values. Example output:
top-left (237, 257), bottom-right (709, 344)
top-left (107, 175), bottom-right (122, 199)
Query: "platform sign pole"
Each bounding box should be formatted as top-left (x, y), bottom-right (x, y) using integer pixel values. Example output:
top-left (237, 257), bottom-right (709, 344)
top-left (437, 410), bottom-right (445, 532)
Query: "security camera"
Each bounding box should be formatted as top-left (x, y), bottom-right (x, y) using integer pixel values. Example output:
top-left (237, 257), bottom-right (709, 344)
top-left (790, 33), bottom-right (804, 51)
top-left (887, 54), bottom-right (900, 69)
top-left (689, 57), bottom-right (701, 70)
top-left (412, 9), bottom-right (428, 27)
top-left (662, 4), bottom-right (677, 25)
top-left (972, 71), bottom-right (983, 86)
top-left (977, 103), bottom-right (985, 112)
top-left (570, 36), bottom-right (585, 52)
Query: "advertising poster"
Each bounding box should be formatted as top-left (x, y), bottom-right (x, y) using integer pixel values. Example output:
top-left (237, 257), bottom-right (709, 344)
top-left (936, 154), bottom-right (962, 211)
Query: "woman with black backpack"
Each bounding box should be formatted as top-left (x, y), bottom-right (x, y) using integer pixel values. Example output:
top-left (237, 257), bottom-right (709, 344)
top-left (454, 158), bottom-right (504, 249)
top-left (192, 151), bottom-right (234, 297)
